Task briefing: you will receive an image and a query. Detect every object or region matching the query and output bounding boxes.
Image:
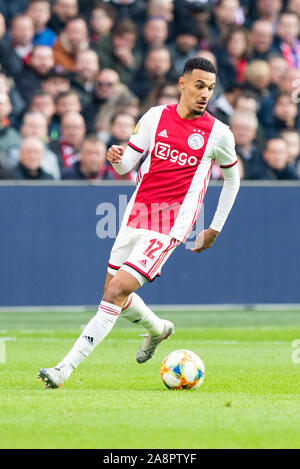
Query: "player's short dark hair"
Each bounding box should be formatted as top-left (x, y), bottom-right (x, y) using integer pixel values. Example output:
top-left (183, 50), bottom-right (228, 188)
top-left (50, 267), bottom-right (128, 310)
top-left (183, 57), bottom-right (217, 76)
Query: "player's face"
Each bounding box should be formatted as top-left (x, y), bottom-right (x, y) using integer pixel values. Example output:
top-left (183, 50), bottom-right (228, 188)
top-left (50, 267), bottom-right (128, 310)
top-left (179, 69), bottom-right (216, 116)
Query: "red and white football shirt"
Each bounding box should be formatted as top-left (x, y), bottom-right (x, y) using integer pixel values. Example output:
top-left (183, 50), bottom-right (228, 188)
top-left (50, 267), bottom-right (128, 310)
top-left (121, 104), bottom-right (237, 243)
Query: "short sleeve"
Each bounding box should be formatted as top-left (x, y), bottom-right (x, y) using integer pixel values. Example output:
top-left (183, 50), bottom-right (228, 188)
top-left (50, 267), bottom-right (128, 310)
top-left (213, 127), bottom-right (238, 168)
top-left (128, 108), bottom-right (152, 155)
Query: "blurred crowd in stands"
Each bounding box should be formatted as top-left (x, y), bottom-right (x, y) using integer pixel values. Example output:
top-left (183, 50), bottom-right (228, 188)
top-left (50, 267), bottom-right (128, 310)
top-left (0, 0), bottom-right (299, 181)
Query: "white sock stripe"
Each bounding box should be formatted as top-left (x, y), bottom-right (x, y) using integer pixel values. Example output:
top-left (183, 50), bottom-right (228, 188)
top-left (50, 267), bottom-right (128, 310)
top-left (98, 306), bottom-right (120, 316)
top-left (99, 304), bottom-right (120, 312)
top-left (101, 310), bottom-right (120, 316)
top-left (100, 300), bottom-right (121, 311)
top-left (98, 302), bottom-right (121, 316)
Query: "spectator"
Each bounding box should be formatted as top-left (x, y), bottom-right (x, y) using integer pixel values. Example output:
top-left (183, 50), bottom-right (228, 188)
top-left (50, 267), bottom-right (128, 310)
top-left (83, 68), bottom-right (120, 133)
top-left (147, 0), bottom-right (174, 24)
top-left (234, 91), bottom-right (265, 147)
top-left (13, 136), bottom-right (54, 180)
top-left (6, 111), bottom-right (61, 179)
top-left (231, 111), bottom-right (264, 179)
top-left (287, 0), bottom-right (300, 15)
top-left (0, 14), bottom-right (22, 79)
top-left (0, 10), bottom-right (4, 43)
top-left (0, 93), bottom-right (21, 152)
top-left (132, 46), bottom-right (176, 102)
top-left (29, 91), bottom-right (58, 140)
top-left (89, 2), bottom-right (115, 44)
top-left (49, 111), bottom-right (85, 169)
top-left (259, 137), bottom-right (298, 179)
top-left (139, 80), bottom-right (180, 113)
top-left (249, 20), bottom-right (274, 60)
top-left (268, 54), bottom-right (288, 91)
top-left (27, 0), bottom-right (57, 47)
top-left (169, 22), bottom-right (198, 76)
top-left (279, 67), bottom-right (300, 98)
top-left (107, 111), bottom-right (136, 147)
top-left (71, 49), bottom-right (100, 108)
top-left (94, 83), bottom-right (139, 142)
top-left (107, 0), bottom-right (146, 24)
top-left (208, 83), bottom-right (243, 125)
top-left (42, 69), bottom-right (71, 99)
top-left (235, 91), bottom-right (259, 114)
top-left (48, 0), bottom-right (79, 34)
top-left (0, 1), bottom-right (29, 25)
top-left (10, 45), bottom-right (55, 104)
top-left (50, 89), bottom-right (81, 138)
top-left (244, 60), bottom-right (271, 98)
top-left (174, 0), bottom-right (213, 49)
top-left (214, 26), bottom-right (251, 89)
top-left (139, 17), bottom-right (169, 56)
top-left (9, 14), bottom-right (35, 64)
top-left (62, 135), bottom-right (111, 180)
top-left (0, 72), bottom-right (26, 128)
top-left (210, 0), bottom-right (242, 43)
top-left (53, 17), bottom-right (89, 72)
top-left (258, 66), bottom-right (300, 127)
top-left (272, 12), bottom-right (300, 69)
top-left (55, 89), bottom-right (81, 116)
top-left (0, 0), bottom-right (298, 182)
top-left (93, 19), bottom-right (141, 86)
top-left (281, 129), bottom-right (300, 169)
top-left (262, 92), bottom-right (300, 138)
top-left (249, 0), bottom-right (283, 28)
top-left (156, 82), bottom-right (181, 106)
top-left (0, 158), bottom-right (12, 179)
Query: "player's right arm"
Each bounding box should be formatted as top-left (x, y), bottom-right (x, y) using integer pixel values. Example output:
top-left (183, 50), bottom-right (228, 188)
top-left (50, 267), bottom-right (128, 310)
top-left (191, 126), bottom-right (240, 254)
top-left (107, 109), bottom-right (152, 175)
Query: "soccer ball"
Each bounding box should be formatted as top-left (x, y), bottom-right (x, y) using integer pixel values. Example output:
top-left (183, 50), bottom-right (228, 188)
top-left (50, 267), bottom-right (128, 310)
top-left (160, 349), bottom-right (205, 390)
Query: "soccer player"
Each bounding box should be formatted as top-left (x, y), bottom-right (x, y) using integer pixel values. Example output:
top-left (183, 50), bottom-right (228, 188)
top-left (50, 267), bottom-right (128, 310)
top-left (38, 58), bottom-right (240, 388)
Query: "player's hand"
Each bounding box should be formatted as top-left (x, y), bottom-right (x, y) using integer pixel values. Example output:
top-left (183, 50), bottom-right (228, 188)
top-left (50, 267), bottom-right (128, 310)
top-left (191, 228), bottom-right (219, 253)
top-left (107, 145), bottom-right (124, 164)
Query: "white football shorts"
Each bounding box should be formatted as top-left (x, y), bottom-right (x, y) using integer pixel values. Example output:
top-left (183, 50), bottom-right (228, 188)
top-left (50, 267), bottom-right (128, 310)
top-left (108, 225), bottom-right (180, 286)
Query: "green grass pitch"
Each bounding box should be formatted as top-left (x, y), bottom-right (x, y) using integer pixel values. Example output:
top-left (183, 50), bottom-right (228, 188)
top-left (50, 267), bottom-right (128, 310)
top-left (0, 309), bottom-right (300, 449)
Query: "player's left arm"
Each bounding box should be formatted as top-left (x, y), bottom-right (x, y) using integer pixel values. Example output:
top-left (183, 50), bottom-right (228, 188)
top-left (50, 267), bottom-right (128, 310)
top-left (192, 128), bottom-right (240, 253)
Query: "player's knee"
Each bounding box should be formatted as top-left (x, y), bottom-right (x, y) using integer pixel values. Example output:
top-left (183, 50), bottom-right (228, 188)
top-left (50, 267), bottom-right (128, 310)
top-left (103, 278), bottom-right (132, 304)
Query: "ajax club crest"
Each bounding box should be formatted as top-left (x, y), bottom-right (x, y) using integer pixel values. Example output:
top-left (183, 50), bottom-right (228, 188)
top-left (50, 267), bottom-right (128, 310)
top-left (188, 133), bottom-right (204, 150)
